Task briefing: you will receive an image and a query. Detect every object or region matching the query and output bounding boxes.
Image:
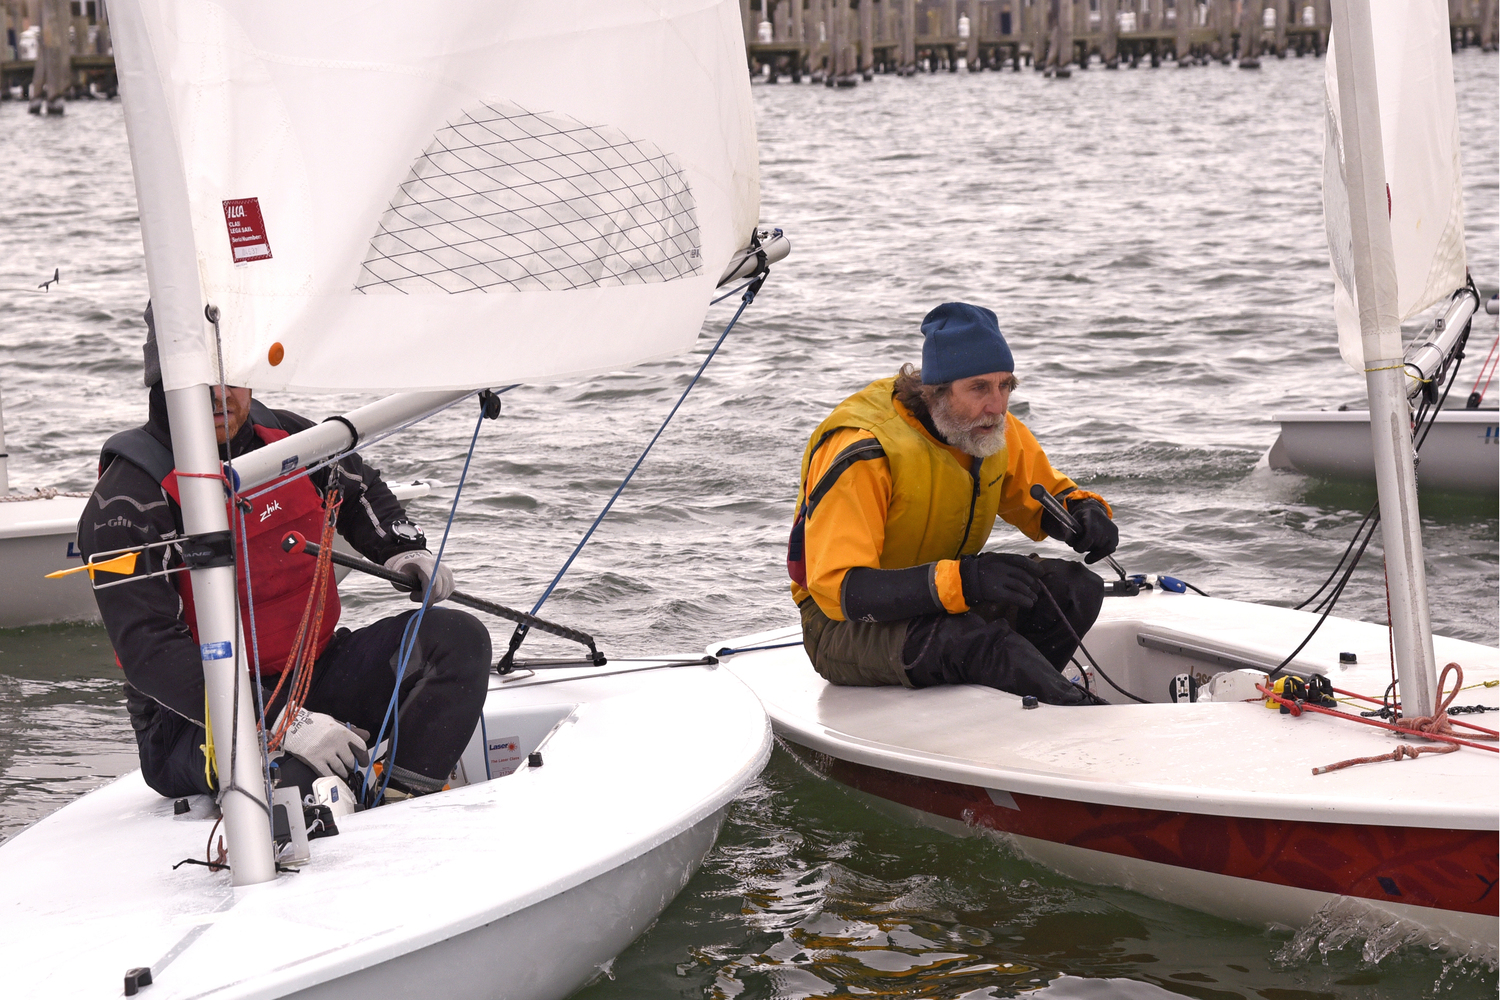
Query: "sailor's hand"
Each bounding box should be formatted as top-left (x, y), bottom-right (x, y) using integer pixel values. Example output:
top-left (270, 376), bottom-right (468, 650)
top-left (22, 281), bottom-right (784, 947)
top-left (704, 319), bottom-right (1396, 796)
top-left (961, 553), bottom-right (1043, 609)
top-left (1068, 500), bottom-right (1118, 565)
top-left (383, 549), bottom-right (455, 603)
top-left (278, 708), bottom-right (370, 780)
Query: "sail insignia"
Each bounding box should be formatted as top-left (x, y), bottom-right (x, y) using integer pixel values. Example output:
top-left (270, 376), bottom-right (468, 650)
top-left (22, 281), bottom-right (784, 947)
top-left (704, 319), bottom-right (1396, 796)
top-left (355, 101), bottom-right (702, 295)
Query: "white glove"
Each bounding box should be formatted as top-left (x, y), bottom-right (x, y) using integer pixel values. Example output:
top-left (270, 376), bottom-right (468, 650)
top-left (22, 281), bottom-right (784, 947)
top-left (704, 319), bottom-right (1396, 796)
top-left (384, 549), bottom-right (455, 603)
top-left (278, 708), bottom-right (370, 779)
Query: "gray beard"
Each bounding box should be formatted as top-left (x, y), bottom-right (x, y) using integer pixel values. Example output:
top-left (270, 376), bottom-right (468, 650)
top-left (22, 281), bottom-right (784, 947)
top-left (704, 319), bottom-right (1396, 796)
top-left (929, 395), bottom-right (1006, 458)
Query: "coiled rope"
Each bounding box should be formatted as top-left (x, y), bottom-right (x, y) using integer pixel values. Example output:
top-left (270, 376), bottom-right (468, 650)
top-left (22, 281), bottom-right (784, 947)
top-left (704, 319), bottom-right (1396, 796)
top-left (1256, 663), bottom-right (1499, 775)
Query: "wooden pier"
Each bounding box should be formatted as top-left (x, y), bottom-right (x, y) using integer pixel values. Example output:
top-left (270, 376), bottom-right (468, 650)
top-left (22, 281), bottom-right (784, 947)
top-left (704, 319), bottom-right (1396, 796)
top-left (741, 0), bottom-right (1497, 80)
top-left (0, 1), bottom-right (1492, 107)
top-left (2, 0), bottom-right (115, 112)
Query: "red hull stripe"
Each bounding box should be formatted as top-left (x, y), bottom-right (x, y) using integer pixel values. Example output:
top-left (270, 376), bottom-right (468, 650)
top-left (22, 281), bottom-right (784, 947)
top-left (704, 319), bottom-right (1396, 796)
top-left (789, 744), bottom-right (1498, 917)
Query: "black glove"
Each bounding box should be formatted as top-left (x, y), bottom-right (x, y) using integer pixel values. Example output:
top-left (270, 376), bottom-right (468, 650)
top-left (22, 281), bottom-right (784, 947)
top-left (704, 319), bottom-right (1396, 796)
top-left (960, 552), bottom-right (1043, 609)
top-left (1069, 499), bottom-right (1118, 565)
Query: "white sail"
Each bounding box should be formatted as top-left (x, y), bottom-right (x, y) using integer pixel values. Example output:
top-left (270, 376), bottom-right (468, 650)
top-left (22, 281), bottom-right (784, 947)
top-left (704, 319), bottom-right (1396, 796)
top-left (114, 0), bottom-right (760, 393)
top-left (1323, 0), bottom-right (1466, 371)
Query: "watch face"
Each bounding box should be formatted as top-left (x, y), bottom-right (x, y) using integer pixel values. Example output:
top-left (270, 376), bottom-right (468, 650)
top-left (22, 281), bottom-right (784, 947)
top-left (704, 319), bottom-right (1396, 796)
top-left (391, 520), bottom-right (423, 542)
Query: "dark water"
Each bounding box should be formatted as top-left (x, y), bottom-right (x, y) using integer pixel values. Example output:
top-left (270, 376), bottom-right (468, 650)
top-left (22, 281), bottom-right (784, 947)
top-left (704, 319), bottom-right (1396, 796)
top-left (1, 49), bottom-right (1496, 998)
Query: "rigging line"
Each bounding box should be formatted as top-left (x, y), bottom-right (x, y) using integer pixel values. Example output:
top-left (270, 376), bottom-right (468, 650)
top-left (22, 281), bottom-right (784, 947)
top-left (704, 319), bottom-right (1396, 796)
top-left (1294, 504), bottom-right (1378, 611)
top-left (711, 275), bottom-right (758, 306)
top-left (499, 270), bottom-right (772, 667)
top-left (1037, 583), bottom-right (1146, 704)
top-left (1292, 341), bottom-right (1464, 615)
top-left (364, 400), bottom-right (486, 807)
top-left (1267, 522), bottom-right (1377, 681)
top-left (1467, 336), bottom-right (1497, 402)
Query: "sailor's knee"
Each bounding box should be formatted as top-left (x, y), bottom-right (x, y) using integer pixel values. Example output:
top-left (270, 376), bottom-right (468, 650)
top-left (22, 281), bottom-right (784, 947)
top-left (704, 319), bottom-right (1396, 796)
top-left (1043, 559), bottom-right (1104, 627)
top-left (419, 608), bottom-right (493, 680)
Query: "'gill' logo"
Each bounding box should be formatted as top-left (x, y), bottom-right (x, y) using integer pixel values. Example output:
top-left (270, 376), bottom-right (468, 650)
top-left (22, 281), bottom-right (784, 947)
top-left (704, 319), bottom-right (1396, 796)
top-left (259, 500), bottom-right (282, 523)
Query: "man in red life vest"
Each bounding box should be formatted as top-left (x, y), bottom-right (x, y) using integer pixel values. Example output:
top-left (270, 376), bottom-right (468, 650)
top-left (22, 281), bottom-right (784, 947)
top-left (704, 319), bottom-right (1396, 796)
top-left (788, 302), bottom-right (1118, 705)
top-left (78, 304), bottom-right (491, 803)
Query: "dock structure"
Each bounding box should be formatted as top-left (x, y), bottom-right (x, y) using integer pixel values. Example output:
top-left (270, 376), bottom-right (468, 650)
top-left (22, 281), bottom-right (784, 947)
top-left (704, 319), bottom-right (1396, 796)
top-left (2, 0), bottom-right (115, 112)
top-left (742, 0), bottom-right (1496, 80)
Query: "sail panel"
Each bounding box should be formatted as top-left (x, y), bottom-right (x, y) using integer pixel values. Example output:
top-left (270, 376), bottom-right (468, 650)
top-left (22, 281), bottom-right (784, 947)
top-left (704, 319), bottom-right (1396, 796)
top-left (122, 0), bottom-right (759, 392)
top-left (1323, 0), bottom-right (1466, 371)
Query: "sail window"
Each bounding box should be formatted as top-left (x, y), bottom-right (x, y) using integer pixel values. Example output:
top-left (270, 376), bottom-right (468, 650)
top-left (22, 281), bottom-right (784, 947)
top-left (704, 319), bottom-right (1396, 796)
top-left (355, 101), bottom-right (702, 295)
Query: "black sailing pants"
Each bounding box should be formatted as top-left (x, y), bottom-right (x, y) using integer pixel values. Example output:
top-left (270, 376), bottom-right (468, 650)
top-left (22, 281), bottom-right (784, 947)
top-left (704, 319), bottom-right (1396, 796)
top-left (903, 559), bottom-right (1104, 705)
top-left (134, 607), bottom-right (491, 799)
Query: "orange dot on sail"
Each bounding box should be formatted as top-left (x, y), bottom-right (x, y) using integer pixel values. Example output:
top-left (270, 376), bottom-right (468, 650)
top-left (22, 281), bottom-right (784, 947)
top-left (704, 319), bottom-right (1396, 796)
top-left (268, 342), bottom-right (285, 366)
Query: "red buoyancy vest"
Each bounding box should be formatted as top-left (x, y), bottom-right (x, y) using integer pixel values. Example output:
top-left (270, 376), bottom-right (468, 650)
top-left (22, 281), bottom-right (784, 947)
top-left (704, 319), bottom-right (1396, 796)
top-left (162, 426), bottom-right (341, 675)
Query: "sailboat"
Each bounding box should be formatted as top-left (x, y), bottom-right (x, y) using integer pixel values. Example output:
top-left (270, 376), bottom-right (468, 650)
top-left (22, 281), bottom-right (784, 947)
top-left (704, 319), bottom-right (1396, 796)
top-left (0, 383), bottom-right (98, 626)
top-left (0, 1), bottom-right (780, 997)
top-left (1263, 292), bottom-right (1499, 495)
top-left (718, 0), bottom-right (1498, 958)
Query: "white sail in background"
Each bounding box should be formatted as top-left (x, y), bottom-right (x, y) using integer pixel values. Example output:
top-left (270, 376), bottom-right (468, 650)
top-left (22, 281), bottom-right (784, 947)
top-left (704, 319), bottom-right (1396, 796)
top-left (112, 0), bottom-right (760, 392)
top-left (1322, 0), bottom-right (1466, 372)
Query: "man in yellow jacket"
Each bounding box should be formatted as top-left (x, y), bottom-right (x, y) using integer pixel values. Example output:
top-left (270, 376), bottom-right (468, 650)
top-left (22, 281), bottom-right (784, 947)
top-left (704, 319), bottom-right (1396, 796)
top-left (788, 302), bottom-right (1117, 705)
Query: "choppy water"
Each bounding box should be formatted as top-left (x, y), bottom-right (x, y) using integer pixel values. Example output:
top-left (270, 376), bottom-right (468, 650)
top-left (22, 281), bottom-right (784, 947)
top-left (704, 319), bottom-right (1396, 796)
top-left (1, 50), bottom-right (1497, 999)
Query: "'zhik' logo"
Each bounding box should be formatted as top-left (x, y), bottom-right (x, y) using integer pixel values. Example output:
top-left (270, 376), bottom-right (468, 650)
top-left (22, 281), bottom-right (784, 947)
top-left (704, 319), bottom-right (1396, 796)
top-left (259, 500), bottom-right (282, 523)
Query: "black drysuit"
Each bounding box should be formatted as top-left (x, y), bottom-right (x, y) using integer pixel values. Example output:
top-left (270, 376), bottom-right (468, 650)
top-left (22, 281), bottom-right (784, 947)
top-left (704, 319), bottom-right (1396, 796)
top-left (79, 384), bottom-right (491, 799)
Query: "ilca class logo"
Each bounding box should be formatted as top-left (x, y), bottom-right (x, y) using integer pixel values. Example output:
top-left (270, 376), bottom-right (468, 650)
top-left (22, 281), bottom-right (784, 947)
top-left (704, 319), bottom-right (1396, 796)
top-left (259, 499), bottom-right (282, 523)
top-left (222, 197), bottom-right (272, 263)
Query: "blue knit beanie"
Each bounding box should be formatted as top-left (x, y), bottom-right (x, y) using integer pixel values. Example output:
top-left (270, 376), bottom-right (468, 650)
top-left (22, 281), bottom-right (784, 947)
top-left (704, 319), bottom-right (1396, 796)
top-left (920, 302), bottom-right (1013, 384)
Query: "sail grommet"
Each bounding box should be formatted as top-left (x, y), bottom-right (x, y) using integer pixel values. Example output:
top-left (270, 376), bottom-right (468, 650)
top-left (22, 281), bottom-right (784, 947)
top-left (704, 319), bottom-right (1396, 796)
top-left (268, 342), bottom-right (285, 366)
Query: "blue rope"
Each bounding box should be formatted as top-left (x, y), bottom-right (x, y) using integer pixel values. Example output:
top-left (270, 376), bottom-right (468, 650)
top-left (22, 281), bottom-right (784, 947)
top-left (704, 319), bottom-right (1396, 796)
top-left (500, 276), bottom-right (767, 664)
top-left (360, 401), bottom-right (486, 806)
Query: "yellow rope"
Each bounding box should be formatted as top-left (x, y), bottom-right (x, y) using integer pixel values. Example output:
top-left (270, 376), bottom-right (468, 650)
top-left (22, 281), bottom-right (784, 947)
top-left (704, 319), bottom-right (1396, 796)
top-left (200, 692), bottom-right (219, 790)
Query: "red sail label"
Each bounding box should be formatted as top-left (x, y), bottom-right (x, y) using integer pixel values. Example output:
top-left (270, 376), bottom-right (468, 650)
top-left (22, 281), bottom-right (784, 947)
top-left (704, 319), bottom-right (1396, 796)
top-left (222, 198), bottom-right (273, 263)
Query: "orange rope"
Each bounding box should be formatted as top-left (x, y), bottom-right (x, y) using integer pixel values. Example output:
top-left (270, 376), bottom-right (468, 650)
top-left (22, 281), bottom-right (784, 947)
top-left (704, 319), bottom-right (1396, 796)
top-left (1257, 663), bottom-right (1499, 776)
top-left (265, 487), bottom-right (342, 750)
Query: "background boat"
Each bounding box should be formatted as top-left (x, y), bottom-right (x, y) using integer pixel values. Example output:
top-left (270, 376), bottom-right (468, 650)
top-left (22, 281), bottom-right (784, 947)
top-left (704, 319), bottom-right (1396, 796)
top-left (1266, 404), bottom-right (1498, 493)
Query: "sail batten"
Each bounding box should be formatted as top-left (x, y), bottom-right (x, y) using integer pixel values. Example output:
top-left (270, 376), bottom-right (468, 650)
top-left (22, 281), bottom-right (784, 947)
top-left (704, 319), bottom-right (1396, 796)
top-left (121, 0), bottom-right (759, 392)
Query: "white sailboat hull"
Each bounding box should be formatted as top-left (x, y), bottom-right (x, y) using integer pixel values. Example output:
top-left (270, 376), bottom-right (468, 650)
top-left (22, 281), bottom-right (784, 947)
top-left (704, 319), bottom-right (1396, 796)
top-left (720, 588), bottom-right (1498, 957)
top-left (0, 657), bottom-right (772, 998)
top-left (1267, 408), bottom-right (1499, 493)
top-left (290, 808), bottom-right (724, 1000)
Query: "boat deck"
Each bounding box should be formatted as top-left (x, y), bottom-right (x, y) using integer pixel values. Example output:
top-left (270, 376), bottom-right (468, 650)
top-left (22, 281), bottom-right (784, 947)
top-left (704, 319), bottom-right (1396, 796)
top-left (720, 589), bottom-right (1499, 829)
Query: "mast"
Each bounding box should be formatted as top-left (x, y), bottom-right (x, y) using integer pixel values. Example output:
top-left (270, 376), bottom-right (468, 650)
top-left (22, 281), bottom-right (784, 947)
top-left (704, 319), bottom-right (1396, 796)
top-left (112, 0), bottom-right (276, 885)
top-left (1327, 0), bottom-right (1439, 718)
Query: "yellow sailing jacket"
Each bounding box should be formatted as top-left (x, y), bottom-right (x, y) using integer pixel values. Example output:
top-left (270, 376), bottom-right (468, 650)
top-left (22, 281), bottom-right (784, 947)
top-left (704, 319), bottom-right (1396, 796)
top-left (789, 376), bottom-right (1110, 621)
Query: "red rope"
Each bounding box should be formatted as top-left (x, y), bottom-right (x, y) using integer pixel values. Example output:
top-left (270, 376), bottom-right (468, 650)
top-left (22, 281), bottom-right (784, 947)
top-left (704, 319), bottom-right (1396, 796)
top-left (1467, 335), bottom-right (1498, 403)
top-left (1258, 663), bottom-right (1499, 776)
top-left (264, 487), bottom-right (342, 750)
top-left (1329, 685), bottom-right (1498, 737)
